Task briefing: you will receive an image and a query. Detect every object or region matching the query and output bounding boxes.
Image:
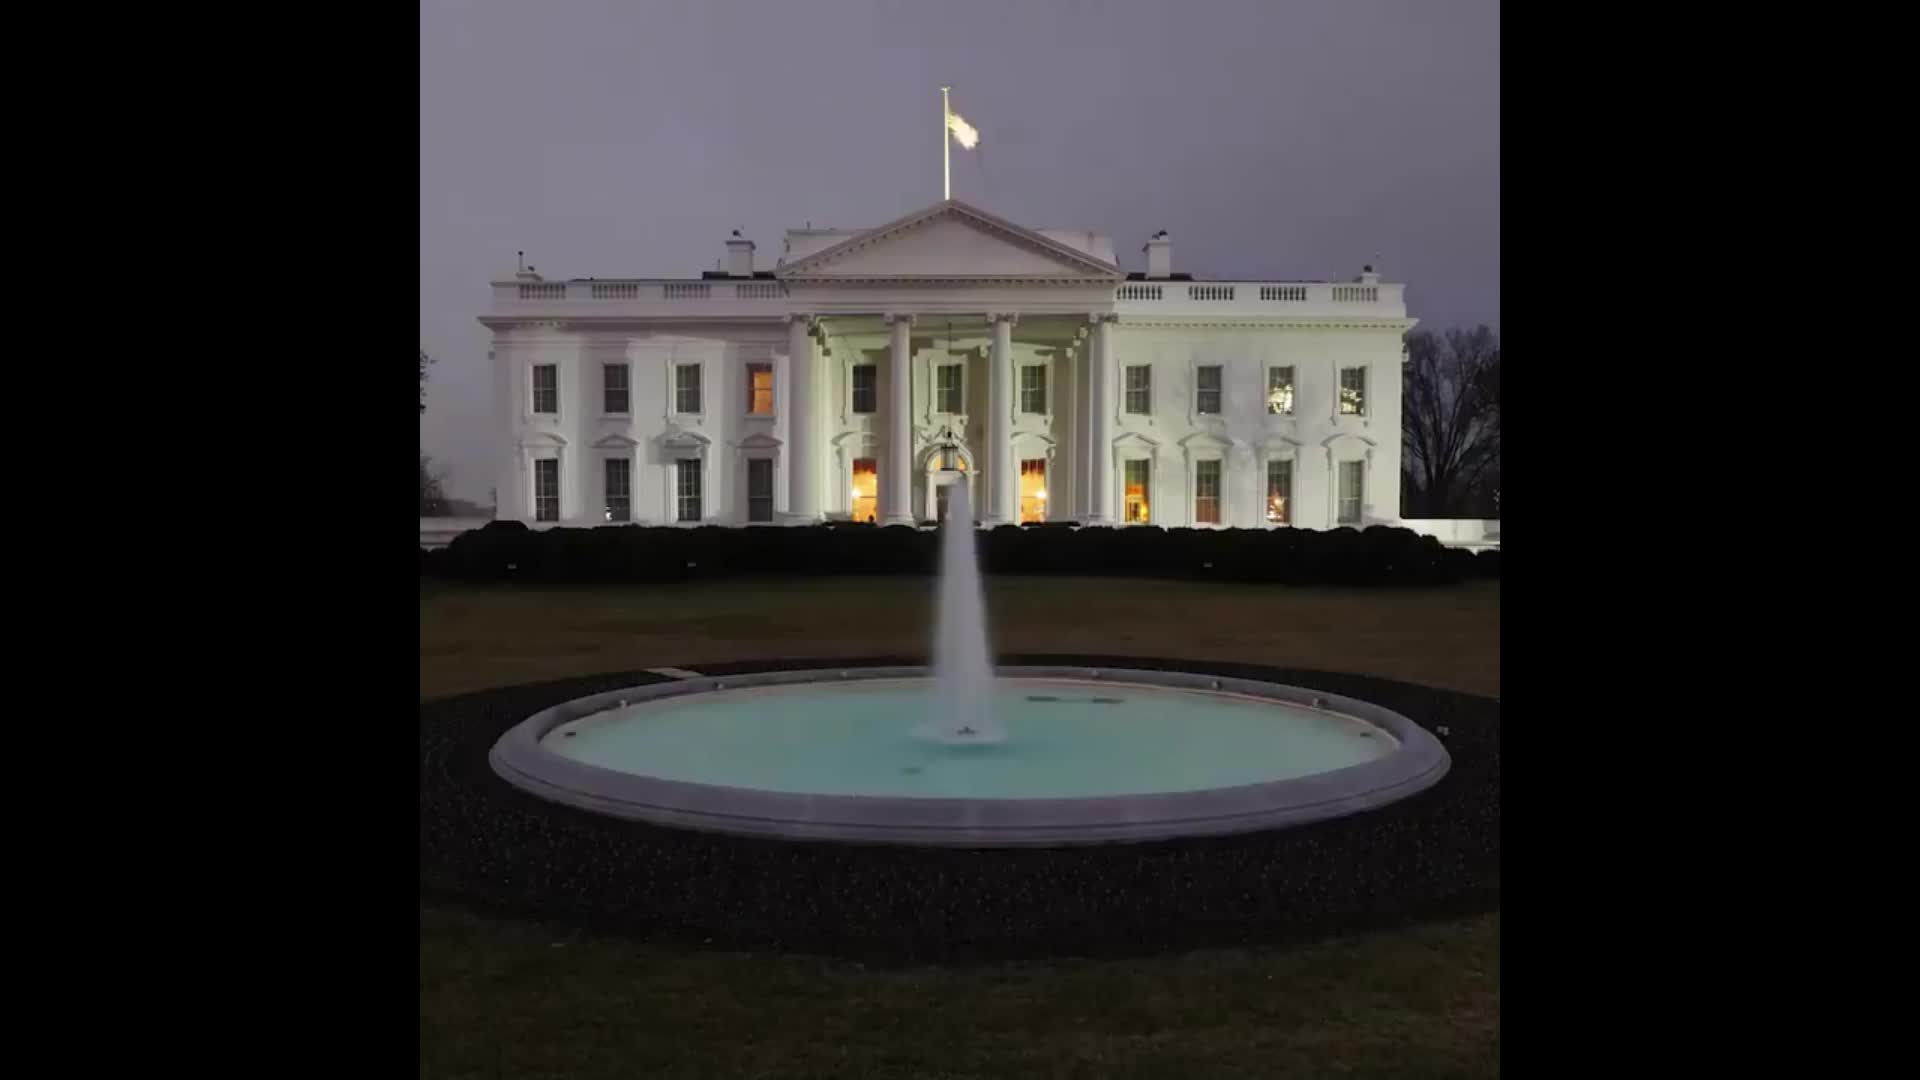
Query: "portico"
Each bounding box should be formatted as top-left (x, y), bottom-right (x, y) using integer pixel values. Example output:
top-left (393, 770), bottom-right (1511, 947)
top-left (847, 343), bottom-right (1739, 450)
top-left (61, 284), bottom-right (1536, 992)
top-left (774, 200), bottom-right (1125, 527)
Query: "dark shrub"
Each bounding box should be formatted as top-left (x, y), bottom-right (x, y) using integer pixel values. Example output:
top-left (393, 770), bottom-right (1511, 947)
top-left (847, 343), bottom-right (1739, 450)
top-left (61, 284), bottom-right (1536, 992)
top-left (424, 521), bottom-right (1487, 587)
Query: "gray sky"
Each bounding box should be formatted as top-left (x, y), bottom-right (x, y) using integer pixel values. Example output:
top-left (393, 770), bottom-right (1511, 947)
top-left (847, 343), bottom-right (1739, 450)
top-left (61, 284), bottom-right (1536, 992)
top-left (421, 0), bottom-right (1500, 503)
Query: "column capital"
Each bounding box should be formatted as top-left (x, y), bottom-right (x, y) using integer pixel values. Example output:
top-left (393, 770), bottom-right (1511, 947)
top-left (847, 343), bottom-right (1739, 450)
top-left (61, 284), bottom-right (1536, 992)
top-left (883, 312), bottom-right (915, 326)
top-left (1088, 312), bottom-right (1119, 325)
top-left (988, 312), bottom-right (1019, 326)
top-left (785, 312), bottom-right (815, 327)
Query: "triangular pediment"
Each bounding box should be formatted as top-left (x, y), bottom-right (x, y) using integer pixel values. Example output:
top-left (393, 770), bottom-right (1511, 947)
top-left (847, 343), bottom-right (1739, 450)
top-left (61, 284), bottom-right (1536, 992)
top-left (778, 199), bottom-right (1122, 282)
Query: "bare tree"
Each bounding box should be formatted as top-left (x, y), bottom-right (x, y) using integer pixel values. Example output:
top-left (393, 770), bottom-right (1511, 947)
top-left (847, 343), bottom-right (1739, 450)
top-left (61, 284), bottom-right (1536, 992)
top-left (1401, 326), bottom-right (1500, 517)
top-left (420, 456), bottom-right (448, 515)
top-left (420, 347), bottom-right (446, 513)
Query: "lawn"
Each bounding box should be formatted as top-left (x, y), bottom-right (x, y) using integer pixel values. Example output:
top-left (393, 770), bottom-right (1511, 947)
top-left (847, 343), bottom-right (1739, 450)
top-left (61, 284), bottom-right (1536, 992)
top-left (421, 576), bottom-right (1500, 1079)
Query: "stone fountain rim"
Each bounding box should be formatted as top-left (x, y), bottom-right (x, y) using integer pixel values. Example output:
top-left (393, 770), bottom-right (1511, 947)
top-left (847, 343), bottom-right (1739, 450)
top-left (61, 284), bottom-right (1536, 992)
top-left (487, 665), bottom-right (1451, 847)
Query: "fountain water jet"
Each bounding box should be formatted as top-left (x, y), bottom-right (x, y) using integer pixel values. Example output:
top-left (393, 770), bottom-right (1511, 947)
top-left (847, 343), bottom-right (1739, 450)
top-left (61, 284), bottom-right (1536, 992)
top-left (922, 482), bottom-right (1005, 744)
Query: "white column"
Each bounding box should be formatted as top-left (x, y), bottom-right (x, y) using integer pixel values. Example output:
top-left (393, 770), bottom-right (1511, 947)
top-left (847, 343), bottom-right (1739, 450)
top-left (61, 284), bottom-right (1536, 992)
top-left (884, 314), bottom-right (916, 525)
top-left (986, 313), bottom-right (1017, 525)
top-left (785, 314), bottom-right (818, 522)
top-left (1087, 314), bottom-right (1116, 524)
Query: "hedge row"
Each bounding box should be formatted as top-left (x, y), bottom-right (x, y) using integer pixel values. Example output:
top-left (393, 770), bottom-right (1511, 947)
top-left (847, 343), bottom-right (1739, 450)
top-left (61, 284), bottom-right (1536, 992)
top-left (422, 520), bottom-right (1500, 586)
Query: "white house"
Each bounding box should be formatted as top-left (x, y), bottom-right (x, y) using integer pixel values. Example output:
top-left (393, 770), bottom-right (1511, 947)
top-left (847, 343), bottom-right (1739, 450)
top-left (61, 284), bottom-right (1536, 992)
top-left (479, 198), bottom-right (1417, 532)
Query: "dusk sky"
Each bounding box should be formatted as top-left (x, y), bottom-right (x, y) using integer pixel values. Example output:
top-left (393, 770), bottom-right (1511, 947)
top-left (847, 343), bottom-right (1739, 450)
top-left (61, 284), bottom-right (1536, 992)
top-left (421, 0), bottom-right (1500, 504)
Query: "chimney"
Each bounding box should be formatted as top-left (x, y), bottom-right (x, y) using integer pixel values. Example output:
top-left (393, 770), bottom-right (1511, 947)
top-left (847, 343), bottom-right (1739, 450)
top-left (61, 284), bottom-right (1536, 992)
top-left (1143, 230), bottom-right (1172, 279)
top-left (513, 250), bottom-right (543, 282)
top-left (725, 229), bottom-right (755, 277)
top-left (1358, 263), bottom-right (1381, 285)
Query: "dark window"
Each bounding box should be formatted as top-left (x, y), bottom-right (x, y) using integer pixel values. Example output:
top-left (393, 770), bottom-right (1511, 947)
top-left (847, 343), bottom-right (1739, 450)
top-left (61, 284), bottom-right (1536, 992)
top-left (1020, 365), bottom-right (1047, 413)
top-left (604, 458), bottom-right (631, 522)
top-left (603, 364), bottom-right (630, 414)
top-left (851, 364), bottom-right (877, 413)
top-left (1194, 459), bottom-right (1221, 524)
top-left (937, 363), bottom-right (963, 413)
top-left (1125, 365), bottom-right (1151, 414)
top-left (1196, 365), bottom-right (1222, 414)
top-left (532, 365), bottom-right (558, 414)
top-left (747, 458), bottom-right (774, 523)
top-left (675, 363), bottom-right (703, 414)
top-left (676, 458), bottom-right (702, 522)
top-left (534, 458), bottom-right (560, 521)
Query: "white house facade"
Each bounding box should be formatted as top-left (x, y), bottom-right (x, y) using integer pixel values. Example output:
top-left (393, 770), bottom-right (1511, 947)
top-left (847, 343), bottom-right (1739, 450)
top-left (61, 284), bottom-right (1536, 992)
top-left (480, 199), bottom-right (1416, 532)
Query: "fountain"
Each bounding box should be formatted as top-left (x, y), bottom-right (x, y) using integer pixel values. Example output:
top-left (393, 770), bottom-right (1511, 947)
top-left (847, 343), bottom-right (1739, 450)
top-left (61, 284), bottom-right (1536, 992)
top-left (923, 483), bottom-right (1003, 745)
top-left (487, 498), bottom-right (1451, 846)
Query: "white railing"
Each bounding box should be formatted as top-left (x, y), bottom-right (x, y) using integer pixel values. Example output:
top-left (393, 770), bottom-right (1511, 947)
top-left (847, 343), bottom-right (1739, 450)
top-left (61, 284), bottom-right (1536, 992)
top-left (1114, 280), bottom-right (1406, 318)
top-left (492, 279), bottom-right (791, 311)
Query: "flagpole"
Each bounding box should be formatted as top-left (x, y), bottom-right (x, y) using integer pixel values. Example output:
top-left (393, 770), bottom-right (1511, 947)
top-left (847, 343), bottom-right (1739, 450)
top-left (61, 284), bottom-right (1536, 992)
top-left (941, 85), bottom-right (951, 200)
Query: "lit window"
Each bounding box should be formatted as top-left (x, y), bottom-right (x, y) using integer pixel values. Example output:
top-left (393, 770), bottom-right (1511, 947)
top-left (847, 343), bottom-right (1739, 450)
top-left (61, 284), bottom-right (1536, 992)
top-left (851, 365), bottom-right (877, 414)
top-left (603, 364), bottom-right (630, 414)
top-left (1124, 459), bottom-right (1151, 523)
top-left (1125, 365), bottom-right (1151, 414)
top-left (676, 458), bottom-right (702, 522)
top-left (850, 457), bottom-right (878, 522)
top-left (675, 363), bottom-right (703, 414)
top-left (1020, 365), bottom-right (1047, 414)
top-left (1019, 459), bottom-right (1048, 523)
top-left (532, 365), bottom-right (558, 414)
top-left (746, 363), bottom-right (774, 415)
top-left (746, 458), bottom-right (774, 523)
top-left (604, 458), bottom-right (631, 522)
top-left (1266, 459), bottom-right (1292, 525)
top-left (1338, 460), bottom-right (1364, 524)
top-left (1196, 365), bottom-right (1222, 414)
top-left (936, 363), bottom-right (963, 413)
top-left (1339, 367), bottom-right (1367, 415)
top-left (534, 458), bottom-right (560, 522)
top-left (1194, 459), bottom-right (1221, 525)
top-left (1266, 366), bottom-right (1294, 415)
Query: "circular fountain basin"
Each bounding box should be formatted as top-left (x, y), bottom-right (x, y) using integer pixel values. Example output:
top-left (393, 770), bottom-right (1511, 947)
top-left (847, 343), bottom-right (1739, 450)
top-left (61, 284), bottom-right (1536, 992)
top-left (489, 666), bottom-right (1450, 846)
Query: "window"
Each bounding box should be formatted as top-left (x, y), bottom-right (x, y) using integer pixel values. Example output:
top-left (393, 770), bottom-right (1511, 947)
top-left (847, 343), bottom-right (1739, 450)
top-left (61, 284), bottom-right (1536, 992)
top-left (850, 457), bottom-right (878, 522)
top-left (1020, 364), bottom-right (1047, 414)
top-left (1338, 460), bottom-right (1365, 524)
top-left (746, 362), bottom-right (774, 415)
top-left (936, 363), bottom-right (963, 413)
top-left (1266, 366), bottom-right (1294, 415)
top-left (675, 363), bottom-right (703, 414)
top-left (1125, 365), bottom-right (1151, 414)
top-left (602, 363), bottom-right (630, 414)
top-left (1019, 459), bottom-right (1048, 523)
top-left (1195, 365), bottom-right (1222, 415)
top-left (1339, 366), bottom-right (1367, 415)
top-left (851, 364), bottom-right (877, 414)
top-left (1194, 459), bottom-right (1221, 524)
top-left (1124, 459), bottom-right (1151, 523)
top-left (601, 458), bottom-right (631, 522)
top-left (675, 458), bottom-right (702, 522)
top-left (534, 458), bottom-right (560, 522)
top-left (532, 365), bottom-right (558, 414)
top-left (1266, 459), bottom-right (1293, 525)
top-left (746, 458), bottom-right (774, 523)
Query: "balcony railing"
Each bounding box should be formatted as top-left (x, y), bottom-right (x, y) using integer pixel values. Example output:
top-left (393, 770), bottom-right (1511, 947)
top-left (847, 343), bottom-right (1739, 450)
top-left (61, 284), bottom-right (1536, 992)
top-left (489, 277), bottom-right (1405, 320)
top-left (491, 278), bottom-right (791, 311)
top-left (1113, 281), bottom-right (1405, 318)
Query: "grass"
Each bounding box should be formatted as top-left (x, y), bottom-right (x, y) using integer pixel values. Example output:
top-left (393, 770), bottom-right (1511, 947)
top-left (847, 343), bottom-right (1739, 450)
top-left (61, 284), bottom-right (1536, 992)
top-left (421, 576), bottom-right (1500, 1079)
